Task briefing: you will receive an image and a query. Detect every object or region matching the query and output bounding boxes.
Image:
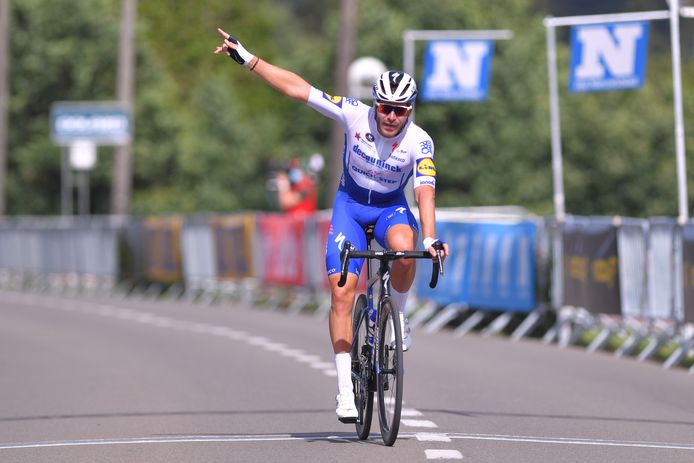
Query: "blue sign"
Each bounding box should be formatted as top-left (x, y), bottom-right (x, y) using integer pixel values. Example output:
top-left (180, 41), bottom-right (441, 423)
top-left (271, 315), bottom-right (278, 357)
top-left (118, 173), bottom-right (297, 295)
top-left (569, 21), bottom-right (649, 93)
top-left (51, 102), bottom-right (132, 145)
top-left (421, 40), bottom-right (494, 102)
top-left (416, 220), bottom-right (536, 312)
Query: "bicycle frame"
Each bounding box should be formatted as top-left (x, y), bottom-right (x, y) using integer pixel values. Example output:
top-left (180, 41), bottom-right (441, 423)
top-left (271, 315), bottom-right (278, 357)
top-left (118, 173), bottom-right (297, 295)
top-left (338, 230), bottom-right (443, 446)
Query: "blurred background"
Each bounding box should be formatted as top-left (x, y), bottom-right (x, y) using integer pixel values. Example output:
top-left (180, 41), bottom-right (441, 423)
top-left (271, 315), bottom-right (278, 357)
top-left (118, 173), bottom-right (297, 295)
top-left (1, 0), bottom-right (693, 218)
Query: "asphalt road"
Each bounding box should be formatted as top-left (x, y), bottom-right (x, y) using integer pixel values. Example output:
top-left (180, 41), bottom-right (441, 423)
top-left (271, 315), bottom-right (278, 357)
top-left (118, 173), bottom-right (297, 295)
top-left (1, 289), bottom-right (693, 462)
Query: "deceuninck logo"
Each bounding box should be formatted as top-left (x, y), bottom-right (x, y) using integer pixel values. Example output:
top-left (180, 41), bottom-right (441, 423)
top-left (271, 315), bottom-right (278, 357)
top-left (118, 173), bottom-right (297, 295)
top-left (569, 21), bottom-right (650, 93)
top-left (421, 40), bottom-right (495, 102)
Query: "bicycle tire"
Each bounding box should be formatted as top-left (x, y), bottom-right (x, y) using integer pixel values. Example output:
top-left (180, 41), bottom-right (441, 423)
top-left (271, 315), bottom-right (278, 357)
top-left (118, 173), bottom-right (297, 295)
top-left (376, 296), bottom-right (403, 446)
top-left (351, 294), bottom-right (373, 440)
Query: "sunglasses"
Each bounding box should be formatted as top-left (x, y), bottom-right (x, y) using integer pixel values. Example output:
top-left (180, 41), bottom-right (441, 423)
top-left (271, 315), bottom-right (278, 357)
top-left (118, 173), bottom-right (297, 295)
top-left (376, 103), bottom-right (412, 117)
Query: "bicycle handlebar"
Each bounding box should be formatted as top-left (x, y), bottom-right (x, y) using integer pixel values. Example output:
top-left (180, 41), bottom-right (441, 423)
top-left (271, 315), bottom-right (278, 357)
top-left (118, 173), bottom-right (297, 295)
top-left (337, 241), bottom-right (444, 289)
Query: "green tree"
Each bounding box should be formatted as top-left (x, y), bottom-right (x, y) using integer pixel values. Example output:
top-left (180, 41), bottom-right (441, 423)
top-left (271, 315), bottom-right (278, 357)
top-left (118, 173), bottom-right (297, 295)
top-left (5, 0), bottom-right (694, 218)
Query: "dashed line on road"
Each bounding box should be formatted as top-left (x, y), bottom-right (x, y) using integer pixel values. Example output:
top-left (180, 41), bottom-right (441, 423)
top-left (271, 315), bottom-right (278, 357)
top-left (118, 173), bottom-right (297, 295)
top-left (401, 407), bottom-right (424, 417)
top-left (425, 449), bottom-right (463, 459)
top-left (416, 433), bottom-right (452, 442)
top-left (402, 419), bottom-right (438, 428)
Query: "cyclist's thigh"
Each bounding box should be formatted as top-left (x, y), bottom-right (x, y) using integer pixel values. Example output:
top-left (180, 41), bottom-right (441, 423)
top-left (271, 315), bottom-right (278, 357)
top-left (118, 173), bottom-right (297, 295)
top-left (373, 198), bottom-right (419, 249)
top-left (325, 191), bottom-right (374, 277)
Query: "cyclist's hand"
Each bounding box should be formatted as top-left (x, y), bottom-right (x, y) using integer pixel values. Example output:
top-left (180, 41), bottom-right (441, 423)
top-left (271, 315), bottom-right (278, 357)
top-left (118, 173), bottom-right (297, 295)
top-left (423, 237), bottom-right (448, 263)
top-left (214, 27), bottom-right (255, 65)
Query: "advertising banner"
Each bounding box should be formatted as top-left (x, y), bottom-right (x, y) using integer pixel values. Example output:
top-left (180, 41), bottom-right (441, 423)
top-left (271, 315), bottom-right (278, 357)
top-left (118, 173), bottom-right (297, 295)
top-left (143, 217), bottom-right (182, 283)
top-left (257, 214), bottom-right (306, 286)
top-left (210, 214), bottom-right (254, 280)
top-left (562, 220), bottom-right (621, 314)
top-left (421, 40), bottom-right (494, 101)
top-left (569, 21), bottom-right (649, 93)
top-left (416, 220), bottom-right (536, 312)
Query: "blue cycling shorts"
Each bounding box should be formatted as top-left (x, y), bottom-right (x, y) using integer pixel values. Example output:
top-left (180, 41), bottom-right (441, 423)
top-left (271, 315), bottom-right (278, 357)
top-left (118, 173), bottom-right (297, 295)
top-left (325, 190), bottom-right (419, 277)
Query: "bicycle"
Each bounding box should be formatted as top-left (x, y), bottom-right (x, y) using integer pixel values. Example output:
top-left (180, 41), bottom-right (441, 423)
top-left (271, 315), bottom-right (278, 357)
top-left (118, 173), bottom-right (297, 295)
top-left (337, 226), bottom-right (444, 446)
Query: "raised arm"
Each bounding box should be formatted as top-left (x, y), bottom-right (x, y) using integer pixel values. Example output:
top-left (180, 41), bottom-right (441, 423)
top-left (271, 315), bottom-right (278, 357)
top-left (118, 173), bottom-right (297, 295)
top-left (214, 27), bottom-right (311, 103)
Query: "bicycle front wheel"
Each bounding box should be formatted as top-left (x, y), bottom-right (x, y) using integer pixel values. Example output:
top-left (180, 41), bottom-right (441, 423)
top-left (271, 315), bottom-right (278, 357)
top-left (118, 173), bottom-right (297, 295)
top-left (376, 296), bottom-right (403, 446)
top-left (352, 294), bottom-right (373, 440)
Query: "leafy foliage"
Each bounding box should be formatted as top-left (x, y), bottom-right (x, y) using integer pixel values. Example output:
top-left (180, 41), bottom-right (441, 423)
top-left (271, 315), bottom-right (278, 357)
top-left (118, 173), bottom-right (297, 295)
top-left (4, 0), bottom-right (694, 218)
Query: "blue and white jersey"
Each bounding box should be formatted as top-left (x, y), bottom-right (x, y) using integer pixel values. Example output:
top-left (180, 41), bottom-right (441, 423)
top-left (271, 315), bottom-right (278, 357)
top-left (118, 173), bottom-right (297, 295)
top-left (307, 87), bottom-right (436, 205)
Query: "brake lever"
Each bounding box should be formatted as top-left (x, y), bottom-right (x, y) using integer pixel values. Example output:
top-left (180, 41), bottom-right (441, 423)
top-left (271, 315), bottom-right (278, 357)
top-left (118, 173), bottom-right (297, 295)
top-left (436, 249), bottom-right (445, 276)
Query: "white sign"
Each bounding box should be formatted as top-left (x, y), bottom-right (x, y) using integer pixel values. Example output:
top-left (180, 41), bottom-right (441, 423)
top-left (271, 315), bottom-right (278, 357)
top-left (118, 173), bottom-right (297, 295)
top-left (569, 21), bottom-right (649, 92)
top-left (70, 139), bottom-right (97, 170)
top-left (421, 40), bottom-right (495, 101)
top-left (51, 102), bottom-right (132, 145)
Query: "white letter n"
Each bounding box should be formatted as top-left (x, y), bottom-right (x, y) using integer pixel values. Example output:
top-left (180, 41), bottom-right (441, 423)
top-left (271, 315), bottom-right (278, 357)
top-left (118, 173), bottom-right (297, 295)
top-left (575, 24), bottom-right (643, 79)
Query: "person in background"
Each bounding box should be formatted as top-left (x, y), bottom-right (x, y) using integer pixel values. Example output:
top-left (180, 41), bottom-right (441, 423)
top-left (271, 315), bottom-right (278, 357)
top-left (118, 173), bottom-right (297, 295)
top-left (276, 159), bottom-right (317, 215)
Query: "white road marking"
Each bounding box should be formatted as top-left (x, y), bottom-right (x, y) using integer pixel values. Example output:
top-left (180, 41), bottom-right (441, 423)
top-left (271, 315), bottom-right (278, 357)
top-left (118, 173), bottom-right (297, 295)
top-left (425, 449), bottom-right (463, 459)
top-left (416, 433), bottom-right (452, 442)
top-left (309, 361), bottom-right (334, 370)
top-left (294, 354), bottom-right (322, 363)
top-left (447, 433), bottom-right (694, 450)
top-left (8, 432), bottom-right (691, 453)
top-left (261, 342), bottom-right (288, 352)
top-left (402, 419), bottom-right (438, 428)
top-left (246, 335), bottom-right (270, 346)
top-left (401, 408), bottom-right (424, 417)
top-left (278, 348), bottom-right (306, 358)
top-left (0, 434), bottom-right (359, 450)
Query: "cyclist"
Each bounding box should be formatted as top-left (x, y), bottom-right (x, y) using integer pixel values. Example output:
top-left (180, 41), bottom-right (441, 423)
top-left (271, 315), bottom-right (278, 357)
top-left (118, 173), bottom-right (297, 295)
top-left (214, 28), bottom-right (449, 422)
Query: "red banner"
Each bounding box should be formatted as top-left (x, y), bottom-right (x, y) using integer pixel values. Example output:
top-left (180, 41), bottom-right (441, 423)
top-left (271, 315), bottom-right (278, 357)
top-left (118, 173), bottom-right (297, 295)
top-left (258, 214), bottom-right (306, 286)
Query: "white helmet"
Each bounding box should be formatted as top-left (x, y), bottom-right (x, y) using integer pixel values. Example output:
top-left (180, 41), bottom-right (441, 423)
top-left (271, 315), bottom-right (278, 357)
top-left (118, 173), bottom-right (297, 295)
top-left (372, 71), bottom-right (418, 104)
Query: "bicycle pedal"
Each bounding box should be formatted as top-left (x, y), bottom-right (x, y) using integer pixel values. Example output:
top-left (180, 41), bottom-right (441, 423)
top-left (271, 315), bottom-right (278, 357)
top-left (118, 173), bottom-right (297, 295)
top-left (338, 416), bottom-right (358, 424)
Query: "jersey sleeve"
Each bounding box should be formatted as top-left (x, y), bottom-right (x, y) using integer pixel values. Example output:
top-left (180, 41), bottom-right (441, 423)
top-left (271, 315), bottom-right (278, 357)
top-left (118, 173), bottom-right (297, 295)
top-left (412, 136), bottom-right (436, 190)
top-left (306, 86), bottom-right (351, 126)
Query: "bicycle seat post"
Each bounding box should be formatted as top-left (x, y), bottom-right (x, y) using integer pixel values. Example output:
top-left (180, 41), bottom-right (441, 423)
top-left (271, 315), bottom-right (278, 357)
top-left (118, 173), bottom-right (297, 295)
top-left (364, 225), bottom-right (374, 247)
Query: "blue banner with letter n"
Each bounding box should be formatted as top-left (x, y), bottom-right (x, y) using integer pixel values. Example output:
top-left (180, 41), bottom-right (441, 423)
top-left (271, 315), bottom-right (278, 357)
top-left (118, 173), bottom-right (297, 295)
top-left (421, 40), bottom-right (494, 102)
top-left (569, 21), bottom-right (649, 93)
top-left (415, 221), bottom-right (536, 312)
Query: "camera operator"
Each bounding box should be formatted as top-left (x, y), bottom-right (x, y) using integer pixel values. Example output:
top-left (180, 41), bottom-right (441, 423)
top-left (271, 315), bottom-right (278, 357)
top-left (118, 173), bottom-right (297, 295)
top-left (274, 159), bottom-right (317, 215)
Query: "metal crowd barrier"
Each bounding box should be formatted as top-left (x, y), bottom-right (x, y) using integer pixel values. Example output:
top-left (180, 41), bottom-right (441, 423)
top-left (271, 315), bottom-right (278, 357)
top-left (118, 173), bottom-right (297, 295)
top-left (0, 212), bottom-right (692, 372)
top-left (0, 216), bottom-right (122, 291)
top-left (549, 215), bottom-right (693, 370)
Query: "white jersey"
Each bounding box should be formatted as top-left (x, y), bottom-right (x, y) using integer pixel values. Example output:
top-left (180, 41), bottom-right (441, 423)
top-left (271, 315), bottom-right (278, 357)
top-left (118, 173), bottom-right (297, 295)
top-left (307, 87), bottom-right (436, 205)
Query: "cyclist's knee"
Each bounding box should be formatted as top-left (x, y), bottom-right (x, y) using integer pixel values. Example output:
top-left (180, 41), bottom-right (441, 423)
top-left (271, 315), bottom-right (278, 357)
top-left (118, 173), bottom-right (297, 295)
top-left (392, 256), bottom-right (415, 274)
top-left (386, 225), bottom-right (416, 252)
top-left (330, 275), bottom-right (357, 314)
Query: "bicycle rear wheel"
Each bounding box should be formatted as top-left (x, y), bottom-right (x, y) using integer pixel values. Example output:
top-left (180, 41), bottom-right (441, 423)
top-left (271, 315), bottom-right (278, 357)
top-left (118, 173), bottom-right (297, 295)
top-left (376, 296), bottom-right (403, 446)
top-left (351, 294), bottom-right (373, 440)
